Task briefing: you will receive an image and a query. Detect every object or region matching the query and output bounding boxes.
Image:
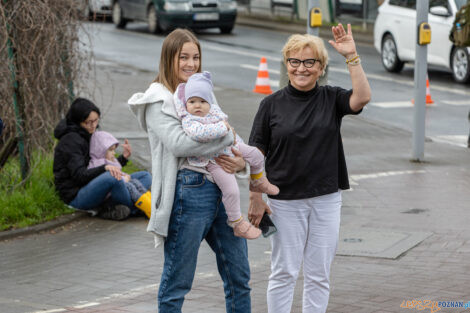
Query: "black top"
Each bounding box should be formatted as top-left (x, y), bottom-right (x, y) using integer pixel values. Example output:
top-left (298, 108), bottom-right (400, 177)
top-left (53, 119), bottom-right (127, 204)
top-left (249, 83), bottom-right (359, 200)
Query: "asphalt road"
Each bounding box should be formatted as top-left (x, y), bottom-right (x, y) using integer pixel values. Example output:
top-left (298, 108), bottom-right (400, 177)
top-left (80, 20), bottom-right (470, 147)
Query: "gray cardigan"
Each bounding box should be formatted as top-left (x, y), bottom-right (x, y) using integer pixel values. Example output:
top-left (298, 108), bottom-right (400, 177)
top-left (128, 83), bottom-right (235, 247)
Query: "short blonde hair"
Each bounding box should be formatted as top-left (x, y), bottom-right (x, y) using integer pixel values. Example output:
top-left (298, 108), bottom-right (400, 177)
top-left (282, 34), bottom-right (328, 75)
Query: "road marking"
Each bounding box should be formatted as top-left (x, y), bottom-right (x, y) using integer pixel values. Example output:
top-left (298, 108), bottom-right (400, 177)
top-left (241, 64), bottom-right (279, 87)
top-left (241, 64), bottom-right (280, 75)
top-left (205, 44), bottom-right (282, 63)
top-left (73, 302), bottom-right (100, 309)
top-left (441, 100), bottom-right (470, 106)
top-left (370, 101), bottom-right (414, 108)
top-left (30, 284), bottom-right (158, 313)
top-left (350, 170), bottom-right (426, 185)
top-left (431, 135), bottom-right (468, 148)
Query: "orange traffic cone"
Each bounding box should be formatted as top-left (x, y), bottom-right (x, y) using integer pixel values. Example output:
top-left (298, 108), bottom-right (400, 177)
top-left (253, 57), bottom-right (272, 95)
top-left (424, 75), bottom-right (434, 105)
top-left (411, 74), bottom-right (434, 106)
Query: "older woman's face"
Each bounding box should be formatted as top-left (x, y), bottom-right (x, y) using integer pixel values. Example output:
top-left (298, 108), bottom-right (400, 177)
top-left (80, 111), bottom-right (100, 134)
top-left (287, 46), bottom-right (322, 92)
top-left (176, 42), bottom-right (200, 83)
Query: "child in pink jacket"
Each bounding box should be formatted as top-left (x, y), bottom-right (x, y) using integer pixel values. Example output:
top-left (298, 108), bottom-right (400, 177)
top-left (174, 71), bottom-right (279, 239)
top-left (88, 131), bottom-right (151, 218)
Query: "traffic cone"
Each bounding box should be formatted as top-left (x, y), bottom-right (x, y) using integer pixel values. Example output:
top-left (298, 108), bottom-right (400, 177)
top-left (253, 57), bottom-right (272, 95)
top-left (424, 75), bottom-right (434, 105)
top-left (411, 74), bottom-right (434, 106)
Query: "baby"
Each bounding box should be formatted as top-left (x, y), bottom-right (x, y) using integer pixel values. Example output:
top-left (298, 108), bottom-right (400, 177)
top-left (88, 131), bottom-right (151, 218)
top-left (174, 71), bottom-right (279, 239)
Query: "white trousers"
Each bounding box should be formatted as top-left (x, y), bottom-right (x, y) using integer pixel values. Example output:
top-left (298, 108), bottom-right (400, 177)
top-left (267, 191), bottom-right (342, 313)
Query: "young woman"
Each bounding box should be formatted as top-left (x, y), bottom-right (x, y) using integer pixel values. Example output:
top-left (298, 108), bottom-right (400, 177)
top-left (53, 98), bottom-right (151, 220)
top-left (128, 29), bottom-right (251, 313)
top-left (248, 24), bottom-right (371, 313)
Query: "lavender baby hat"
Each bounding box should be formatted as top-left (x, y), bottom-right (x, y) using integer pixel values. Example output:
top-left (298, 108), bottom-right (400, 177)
top-left (184, 71), bottom-right (213, 104)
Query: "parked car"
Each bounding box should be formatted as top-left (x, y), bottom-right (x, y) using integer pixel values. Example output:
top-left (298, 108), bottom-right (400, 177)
top-left (112, 0), bottom-right (237, 34)
top-left (80, 0), bottom-right (113, 18)
top-left (374, 0), bottom-right (470, 83)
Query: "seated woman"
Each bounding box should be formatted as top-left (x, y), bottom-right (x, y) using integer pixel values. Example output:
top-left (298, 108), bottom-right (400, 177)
top-left (53, 97), bottom-right (151, 220)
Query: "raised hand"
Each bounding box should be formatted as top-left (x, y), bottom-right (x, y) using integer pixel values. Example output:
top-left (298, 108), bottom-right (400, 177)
top-left (122, 139), bottom-right (132, 159)
top-left (328, 23), bottom-right (357, 59)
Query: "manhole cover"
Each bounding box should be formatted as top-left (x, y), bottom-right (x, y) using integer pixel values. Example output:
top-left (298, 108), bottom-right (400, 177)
top-left (337, 227), bottom-right (432, 259)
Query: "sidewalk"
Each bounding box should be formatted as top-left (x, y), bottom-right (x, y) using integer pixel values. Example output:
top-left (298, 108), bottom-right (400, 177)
top-left (1, 17), bottom-right (470, 313)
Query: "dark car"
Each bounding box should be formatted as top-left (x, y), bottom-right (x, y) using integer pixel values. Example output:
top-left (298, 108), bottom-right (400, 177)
top-left (112, 0), bottom-right (237, 34)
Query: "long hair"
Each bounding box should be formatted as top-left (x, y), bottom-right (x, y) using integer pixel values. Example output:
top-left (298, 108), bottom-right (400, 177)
top-left (154, 29), bottom-right (201, 93)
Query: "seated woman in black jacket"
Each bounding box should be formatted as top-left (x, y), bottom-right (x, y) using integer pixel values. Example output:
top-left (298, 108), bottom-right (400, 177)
top-left (53, 98), bottom-right (151, 220)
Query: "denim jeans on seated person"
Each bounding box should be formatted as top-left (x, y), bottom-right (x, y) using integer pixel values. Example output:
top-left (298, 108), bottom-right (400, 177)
top-left (69, 171), bottom-right (151, 211)
top-left (158, 169), bottom-right (251, 313)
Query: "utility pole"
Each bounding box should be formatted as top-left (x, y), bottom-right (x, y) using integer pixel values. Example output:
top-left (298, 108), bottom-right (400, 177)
top-left (412, 0), bottom-right (430, 161)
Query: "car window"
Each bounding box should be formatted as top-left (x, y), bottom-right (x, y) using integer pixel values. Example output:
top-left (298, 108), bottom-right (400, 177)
top-left (389, 0), bottom-right (416, 9)
top-left (429, 0), bottom-right (450, 10)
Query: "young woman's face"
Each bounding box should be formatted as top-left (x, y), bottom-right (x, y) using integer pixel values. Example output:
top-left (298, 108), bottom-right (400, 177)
top-left (287, 46), bottom-right (323, 92)
top-left (80, 111), bottom-right (100, 134)
top-left (176, 42), bottom-right (200, 83)
top-left (186, 96), bottom-right (210, 117)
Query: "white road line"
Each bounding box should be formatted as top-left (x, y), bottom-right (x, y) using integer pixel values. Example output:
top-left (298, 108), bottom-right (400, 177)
top-left (73, 302), bottom-right (100, 309)
top-left (370, 101), bottom-right (414, 108)
top-left (350, 170), bottom-right (426, 182)
top-left (240, 64), bottom-right (279, 87)
top-left (204, 44), bottom-right (282, 63)
top-left (241, 63), bottom-right (280, 75)
top-left (441, 100), bottom-right (470, 106)
top-left (30, 284), bottom-right (158, 313)
top-left (431, 135), bottom-right (468, 148)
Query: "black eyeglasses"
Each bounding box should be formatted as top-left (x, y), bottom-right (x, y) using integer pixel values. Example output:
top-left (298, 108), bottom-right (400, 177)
top-left (287, 58), bottom-right (321, 68)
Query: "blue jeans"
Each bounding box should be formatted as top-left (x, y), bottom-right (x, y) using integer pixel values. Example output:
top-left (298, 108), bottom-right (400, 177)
top-left (69, 171), bottom-right (151, 211)
top-left (158, 169), bottom-right (251, 313)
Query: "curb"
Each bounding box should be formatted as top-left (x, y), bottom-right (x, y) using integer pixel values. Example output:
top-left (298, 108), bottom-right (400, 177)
top-left (0, 211), bottom-right (88, 241)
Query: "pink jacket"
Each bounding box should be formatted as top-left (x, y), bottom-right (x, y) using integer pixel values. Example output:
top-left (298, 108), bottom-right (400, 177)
top-left (88, 131), bottom-right (122, 169)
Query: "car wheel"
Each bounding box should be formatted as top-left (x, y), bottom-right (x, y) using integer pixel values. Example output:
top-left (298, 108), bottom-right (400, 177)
top-left (219, 25), bottom-right (234, 34)
top-left (112, 2), bottom-right (127, 29)
top-left (451, 47), bottom-right (470, 83)
top-left (147, 5), bottom-right (161, 34)
top-left (381, 34), bottom-right (404, 73)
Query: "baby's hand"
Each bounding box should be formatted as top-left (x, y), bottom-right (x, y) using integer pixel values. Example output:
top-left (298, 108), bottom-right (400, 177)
top-left (223, 120), bottom-right (236, 144)
top-left (123, 174), bottom-right (131, 183)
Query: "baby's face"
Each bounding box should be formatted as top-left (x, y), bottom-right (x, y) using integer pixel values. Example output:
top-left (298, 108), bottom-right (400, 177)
top-left (186, 96), bottom-right (210, 117)
top-left (106, 145), bottom-right (117, 161)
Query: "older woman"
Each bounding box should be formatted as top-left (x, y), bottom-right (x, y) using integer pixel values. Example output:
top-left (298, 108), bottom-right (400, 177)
top-left (248, 24), bottom-right (371, 313)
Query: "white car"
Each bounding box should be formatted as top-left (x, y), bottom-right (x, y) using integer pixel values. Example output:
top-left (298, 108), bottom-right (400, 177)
top-left (81, 0), bottom-right (113, 17)
top-left (374, 0), bottom-right (470, 83)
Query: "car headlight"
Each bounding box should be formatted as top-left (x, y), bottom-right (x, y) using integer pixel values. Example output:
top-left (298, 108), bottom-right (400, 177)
top-left (219, 0), bottom-right (237, 11)
top-left (164, 1), bottom-right (191, 11)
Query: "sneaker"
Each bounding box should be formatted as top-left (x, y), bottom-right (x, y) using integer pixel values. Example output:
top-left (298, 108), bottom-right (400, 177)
top-left (249, 176), bottom-right (280, 195)
top-left (232, 218), bottom-right (261, 239)
top-left (98, 203), bottom-right (131, 221)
